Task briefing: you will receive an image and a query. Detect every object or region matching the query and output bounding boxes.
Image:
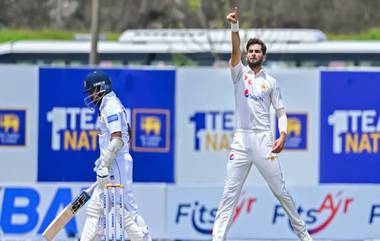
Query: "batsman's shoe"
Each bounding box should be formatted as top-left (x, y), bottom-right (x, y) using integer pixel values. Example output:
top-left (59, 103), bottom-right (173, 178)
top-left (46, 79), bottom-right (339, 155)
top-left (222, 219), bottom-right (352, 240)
top-left (80, 216), bottom-right (99, 241)
top-left (124, 210), bottom-right (144, 241)
top-left (135, 215), bottom-right (152, 241)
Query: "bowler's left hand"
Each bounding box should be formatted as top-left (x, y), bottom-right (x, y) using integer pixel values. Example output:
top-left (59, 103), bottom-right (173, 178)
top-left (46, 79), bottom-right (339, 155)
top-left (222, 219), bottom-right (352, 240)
top-left (272, 133), bottom-right (286, 153)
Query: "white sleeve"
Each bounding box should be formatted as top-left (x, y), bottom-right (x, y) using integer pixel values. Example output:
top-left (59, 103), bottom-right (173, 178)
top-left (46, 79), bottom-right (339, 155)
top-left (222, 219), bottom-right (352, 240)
top-left (101, 137), bottom-right (124, 167)
top-left (230, 60), bottom-right (244, 84)
top-left (270, 78), bottom-right (285, 111)
top-left (277, 109), bottom-right (287, 134)
top-left (103, 102), bottom-right (123, 134)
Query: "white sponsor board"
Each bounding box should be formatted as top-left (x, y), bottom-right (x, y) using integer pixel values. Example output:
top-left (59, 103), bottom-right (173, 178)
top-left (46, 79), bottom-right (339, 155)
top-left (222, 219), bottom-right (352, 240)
top-left (270, 69), bottom-right (320, 186)
top-left (133, 183), bottom-right (167, 238)
top-left (176, 68), bottom-right (234, 184)
top-left (0, 65), bottom-right (39, 182)
top-left (176, 67), bottom-right (319, 186)
top-left (167, 185), bottom-right (380, 240)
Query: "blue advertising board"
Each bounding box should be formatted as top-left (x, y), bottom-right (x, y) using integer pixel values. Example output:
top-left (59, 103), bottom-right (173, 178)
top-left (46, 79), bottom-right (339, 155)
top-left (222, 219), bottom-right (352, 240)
top-left (38, 68), bottom-right (175, 182)
top-left (0, 109), bottom-right (26, 146)
top-left (275, 113), bottom-right (308, 150)
top-left (320, 71), bottom-right (380, 183)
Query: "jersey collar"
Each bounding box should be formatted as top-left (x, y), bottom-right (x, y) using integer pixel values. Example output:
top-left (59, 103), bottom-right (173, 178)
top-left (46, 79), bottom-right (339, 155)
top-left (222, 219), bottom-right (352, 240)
top-left (99, 91), bottom-right (116, 111)
top-left (248, 68), bottom-right (266, 78)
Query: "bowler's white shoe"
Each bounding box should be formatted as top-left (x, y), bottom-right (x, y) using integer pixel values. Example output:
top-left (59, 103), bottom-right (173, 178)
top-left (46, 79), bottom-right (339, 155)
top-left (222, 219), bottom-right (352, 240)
top-left (299, 231), bottom-right (313, 241)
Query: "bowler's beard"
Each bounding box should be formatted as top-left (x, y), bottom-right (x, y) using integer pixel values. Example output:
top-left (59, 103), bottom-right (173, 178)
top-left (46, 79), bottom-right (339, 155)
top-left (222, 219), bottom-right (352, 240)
top-left (247, 59), bottom-right (263, 69)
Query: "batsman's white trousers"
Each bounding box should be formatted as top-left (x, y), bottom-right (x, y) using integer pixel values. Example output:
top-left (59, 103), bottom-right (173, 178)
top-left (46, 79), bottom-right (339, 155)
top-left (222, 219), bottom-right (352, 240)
top-left (93, 152), bottom-right (139, 215)
top-left (109, 153), bottom-right (138, 215)
top-left (108, 153), bottom-right (152, 241)
top-left (82, 153), bottom-right (152, 241)
top-left (212, 129), bottom-right (308, 241)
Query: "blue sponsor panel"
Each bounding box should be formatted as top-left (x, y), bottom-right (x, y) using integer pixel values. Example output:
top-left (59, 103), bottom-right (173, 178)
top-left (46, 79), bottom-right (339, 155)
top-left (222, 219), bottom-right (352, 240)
top-left (119, 70), bottom-right (175, 182)
top-left (276, 113), bottom-right (308, 150)
top-left (38, 68), bottom-right (175, 182)
top-left (132, 109), bottom-right (170, 152)
top-left (320, 71), bottom-right (380, 183)
top-left (0, 109), bottom-right (26, 146)
top-left (38, 68), bottom-right (99, 182)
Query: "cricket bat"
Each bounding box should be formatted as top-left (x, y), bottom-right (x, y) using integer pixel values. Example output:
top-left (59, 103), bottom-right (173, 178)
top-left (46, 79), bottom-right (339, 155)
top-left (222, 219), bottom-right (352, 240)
top-left (42, 182), bottom-right (97, 241)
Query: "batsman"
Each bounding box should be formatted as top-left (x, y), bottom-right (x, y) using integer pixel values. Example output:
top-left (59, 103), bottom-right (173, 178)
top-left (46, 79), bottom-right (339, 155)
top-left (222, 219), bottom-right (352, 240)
top-left (81, 70), bottom-right (152, 241)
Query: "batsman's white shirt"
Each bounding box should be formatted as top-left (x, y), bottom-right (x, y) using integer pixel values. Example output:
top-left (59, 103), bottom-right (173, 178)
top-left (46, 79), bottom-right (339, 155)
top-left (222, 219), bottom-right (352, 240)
top-left (98, 91), bottom-right (130, 155)
top-left (232, 61), bottom-right (284, 131)
top-left (95, 91), bottom-right (138, 215)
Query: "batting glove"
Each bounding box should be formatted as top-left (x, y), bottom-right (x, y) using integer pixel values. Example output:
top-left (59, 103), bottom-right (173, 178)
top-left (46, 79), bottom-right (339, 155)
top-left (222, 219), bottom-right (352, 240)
top-left (96, 165), bottom-right (110, 189)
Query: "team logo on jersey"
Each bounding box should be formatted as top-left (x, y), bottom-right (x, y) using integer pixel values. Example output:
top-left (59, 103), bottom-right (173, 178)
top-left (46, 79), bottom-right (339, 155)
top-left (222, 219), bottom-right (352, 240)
top-left (260, 83), bottom-right (268, 91)
top-left (244, 74), bottom-right (252, 85)
top-left (244, 89), bottom-right (263, 102)
top-left (244, 89), bottom-right (249, 97)
top-left (0, 109), bottom-right (26, 146)
top-left (132, 108), bottom-right (170, 152)
top-left (276, 113), bottom-right (308, 150)
top-left (106, 114), bottom-right (119, 123)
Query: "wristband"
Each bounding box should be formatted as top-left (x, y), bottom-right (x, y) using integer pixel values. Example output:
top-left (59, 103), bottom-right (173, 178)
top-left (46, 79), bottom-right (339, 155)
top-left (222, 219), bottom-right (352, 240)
top-left (231, 21), bottom-right (239, 32)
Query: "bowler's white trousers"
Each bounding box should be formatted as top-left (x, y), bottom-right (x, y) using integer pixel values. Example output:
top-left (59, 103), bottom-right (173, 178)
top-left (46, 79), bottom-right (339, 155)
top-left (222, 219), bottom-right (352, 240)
top-left (212, 130), bottom-right (308, 241)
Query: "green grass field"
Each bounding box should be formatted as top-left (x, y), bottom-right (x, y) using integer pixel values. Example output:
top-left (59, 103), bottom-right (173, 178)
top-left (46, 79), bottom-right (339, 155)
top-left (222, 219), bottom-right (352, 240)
top-left (1, 28), bottom-right (380, 43)
top-left (327, 28), bottom-right (380, 40)
top-left (0, 29), bottom-right (120, 43)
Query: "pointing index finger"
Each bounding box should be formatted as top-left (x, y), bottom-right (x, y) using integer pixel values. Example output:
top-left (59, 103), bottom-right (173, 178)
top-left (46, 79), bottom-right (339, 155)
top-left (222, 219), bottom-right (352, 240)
top-left (233, 6), bottom-right (239, 19)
